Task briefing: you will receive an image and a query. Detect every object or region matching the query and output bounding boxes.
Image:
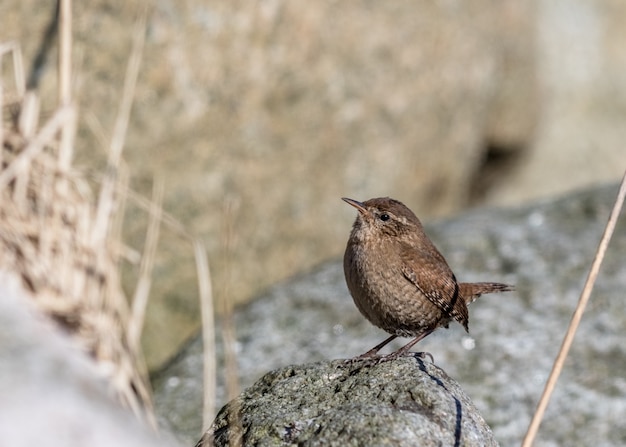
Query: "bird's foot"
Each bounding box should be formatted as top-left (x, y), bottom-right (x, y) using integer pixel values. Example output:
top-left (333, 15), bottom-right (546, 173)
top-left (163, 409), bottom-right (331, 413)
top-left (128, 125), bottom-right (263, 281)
top-left (342, 337), bottom-right (396, 364)
top-left (343, 349), bottom-right (380, 363)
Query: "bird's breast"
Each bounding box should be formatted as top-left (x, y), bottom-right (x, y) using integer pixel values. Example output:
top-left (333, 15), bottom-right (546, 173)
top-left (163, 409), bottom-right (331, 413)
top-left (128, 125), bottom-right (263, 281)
top-left (344, 239), bottom-right (441, 336)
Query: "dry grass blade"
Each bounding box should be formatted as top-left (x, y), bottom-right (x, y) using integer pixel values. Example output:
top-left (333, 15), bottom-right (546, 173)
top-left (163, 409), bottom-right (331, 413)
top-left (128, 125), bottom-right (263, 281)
top-left (522, 170), bottom-right (626, 446)
top-left (58, 0), bottom-right (71, 106)
top-left (0, 43), bottom-right (20, 154)
top-left (117, 177), bottom-right (218, 429)
top-left (57, 0), bottom-right (73, 171)
top-left (221, 198), bottom-right (241, 402)
top-left (0, 41), bottom-right (25, 96)
top-left (218, 198), bottom-right (243, 447)
top-left (18, 91), bottom-right (40, 138)
top-left (0, 105), bottom-right (73, 190)
top-left (114, 180), bottom-right (193, 239)
top-left (194, 239), bottom-right (217, 431)
top-left (92, 10), bottom-right (146, 247)
top-left (128, 177), bottom-right (164, 354)
top-left (0, 53), bottom-right (3, 157)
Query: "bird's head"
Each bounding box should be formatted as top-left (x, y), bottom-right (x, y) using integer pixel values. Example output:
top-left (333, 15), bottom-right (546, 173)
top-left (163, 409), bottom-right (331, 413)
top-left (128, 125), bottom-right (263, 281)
top-left (342, 197), bottom-right (423, 241)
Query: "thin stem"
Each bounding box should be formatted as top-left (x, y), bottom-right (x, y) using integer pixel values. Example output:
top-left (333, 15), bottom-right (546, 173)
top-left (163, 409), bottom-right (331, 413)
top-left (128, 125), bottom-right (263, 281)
top-left (522, 171), bottom-right (626, 446)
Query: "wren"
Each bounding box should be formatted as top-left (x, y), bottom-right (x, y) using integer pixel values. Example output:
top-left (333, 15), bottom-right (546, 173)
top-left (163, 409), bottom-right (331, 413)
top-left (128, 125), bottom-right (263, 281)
top-left (342, 197), bottom-right (514, 360)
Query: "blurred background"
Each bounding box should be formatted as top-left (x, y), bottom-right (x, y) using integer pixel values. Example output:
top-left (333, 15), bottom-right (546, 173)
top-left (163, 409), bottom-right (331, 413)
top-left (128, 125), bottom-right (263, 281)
top-left (1, 0), bottom-right (624, 372)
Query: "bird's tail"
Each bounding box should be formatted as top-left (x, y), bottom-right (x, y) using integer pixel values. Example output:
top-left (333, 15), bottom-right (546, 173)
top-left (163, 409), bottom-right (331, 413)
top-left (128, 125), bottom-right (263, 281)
top-left (459, 282), bottom-right (514, 305)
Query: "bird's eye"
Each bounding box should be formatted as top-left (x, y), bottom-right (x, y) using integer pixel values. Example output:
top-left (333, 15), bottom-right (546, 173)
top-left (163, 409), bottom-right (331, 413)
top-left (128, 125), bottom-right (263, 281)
top-left (379, 213), bottom-right (390, 222)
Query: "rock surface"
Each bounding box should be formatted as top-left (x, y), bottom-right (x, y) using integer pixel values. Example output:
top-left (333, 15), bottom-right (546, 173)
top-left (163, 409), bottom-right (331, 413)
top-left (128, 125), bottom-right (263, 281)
top-left (0, 273), bottom-right (179, 447)
top-left (154, 183), bottom-right (626, 446)
top-left (197, 357), bottom-right (498, 447)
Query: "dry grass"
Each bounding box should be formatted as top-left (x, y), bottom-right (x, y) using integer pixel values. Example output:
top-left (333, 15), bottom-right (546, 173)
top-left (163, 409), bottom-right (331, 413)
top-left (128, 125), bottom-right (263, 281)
top-left (1, 45), bottom-right (153, 425)
top-left (1, 30), bottom-right (157, 425)
top-left (0, 4), bottom-right (217, 430)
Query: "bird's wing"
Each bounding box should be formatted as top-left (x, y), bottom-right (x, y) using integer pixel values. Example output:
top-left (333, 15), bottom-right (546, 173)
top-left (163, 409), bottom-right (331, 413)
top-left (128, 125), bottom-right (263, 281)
top-left (399, 243), bottom-right (469, 330)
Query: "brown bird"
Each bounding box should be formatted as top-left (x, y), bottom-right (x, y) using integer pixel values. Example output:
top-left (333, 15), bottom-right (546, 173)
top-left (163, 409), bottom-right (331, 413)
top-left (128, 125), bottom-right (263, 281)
top-left (342, 197), bottom-right (513, 360)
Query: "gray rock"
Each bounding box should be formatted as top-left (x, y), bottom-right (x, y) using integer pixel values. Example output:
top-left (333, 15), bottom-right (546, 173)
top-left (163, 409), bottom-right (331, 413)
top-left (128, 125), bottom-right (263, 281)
top-left (154, 183), bottom-right (626, 446)
top-left (197, 357), bottom-right (498, 447)
top-left (0, 273), bottom-right (180, 447)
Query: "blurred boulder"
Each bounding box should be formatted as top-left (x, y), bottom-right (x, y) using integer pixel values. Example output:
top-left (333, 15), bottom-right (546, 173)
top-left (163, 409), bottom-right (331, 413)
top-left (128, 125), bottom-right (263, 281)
top-left (0, 273), bottom-right (179, 447)
top-left (154, 183), bottom-right (626, 446)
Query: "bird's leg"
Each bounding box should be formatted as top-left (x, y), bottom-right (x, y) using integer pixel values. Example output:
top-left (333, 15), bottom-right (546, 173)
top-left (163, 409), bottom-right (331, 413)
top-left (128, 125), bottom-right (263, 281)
top-left (380, 329), bottom-right (436, 362)
top-left (356, 334), bottom-right (398, 358)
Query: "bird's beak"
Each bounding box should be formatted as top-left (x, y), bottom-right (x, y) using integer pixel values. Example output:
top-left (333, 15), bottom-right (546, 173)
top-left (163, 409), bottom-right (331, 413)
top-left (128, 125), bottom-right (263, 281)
top-left (342, 197), bottom-right (368, 215)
